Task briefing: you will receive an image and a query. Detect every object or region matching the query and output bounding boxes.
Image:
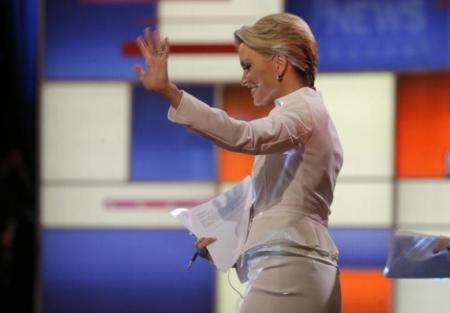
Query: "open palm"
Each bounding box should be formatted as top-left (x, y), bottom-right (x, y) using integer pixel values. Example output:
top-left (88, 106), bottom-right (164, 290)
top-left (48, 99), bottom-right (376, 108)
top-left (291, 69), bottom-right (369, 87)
top-left (134, 28), bottom-right (170, 93)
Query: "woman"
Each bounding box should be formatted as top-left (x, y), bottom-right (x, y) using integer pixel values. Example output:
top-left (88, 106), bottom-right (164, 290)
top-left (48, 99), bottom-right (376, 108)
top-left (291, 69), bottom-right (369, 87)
top-left (134, 13), bottom-right (343, 313)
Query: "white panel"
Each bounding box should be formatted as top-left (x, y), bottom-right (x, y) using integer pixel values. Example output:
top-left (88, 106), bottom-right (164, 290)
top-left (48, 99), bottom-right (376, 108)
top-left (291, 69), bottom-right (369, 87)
top-left (41, 182), bottom-right (216, 228)
top-left (329, 181), bottom-right (393, 227)
top-left (398, 180), bottom-right (450, 227)
top-left (41, 82), bottom-right (130, 181)
top-left (316, 73), bottom-right (395, 177)
top-left (394, 227), bottom-right (450, 238)
top-left (395, 279), bottom-right (450, 313)
top-left (215, 270), bottom-right (246, 313)
top-left (160, 0), bottom-right (282, 42)
top-left (170, 54), bottom-right (241, 83)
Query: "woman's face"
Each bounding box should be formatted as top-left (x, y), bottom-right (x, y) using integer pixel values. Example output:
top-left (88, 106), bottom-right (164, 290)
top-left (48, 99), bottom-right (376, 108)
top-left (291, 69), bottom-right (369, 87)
top-left (238, 43), bottom-right (279, 107)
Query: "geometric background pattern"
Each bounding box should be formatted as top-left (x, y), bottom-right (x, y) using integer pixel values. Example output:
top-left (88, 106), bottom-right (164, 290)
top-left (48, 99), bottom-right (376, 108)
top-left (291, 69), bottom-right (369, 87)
top-left (40, 0), bottom-right (450, 312)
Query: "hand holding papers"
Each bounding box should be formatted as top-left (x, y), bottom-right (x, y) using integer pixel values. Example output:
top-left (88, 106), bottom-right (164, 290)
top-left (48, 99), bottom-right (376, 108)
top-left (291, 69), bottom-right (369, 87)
top-left (384, 230), bottom-right (450, 278)
top-left (171, 176), bottom-right (254, 272)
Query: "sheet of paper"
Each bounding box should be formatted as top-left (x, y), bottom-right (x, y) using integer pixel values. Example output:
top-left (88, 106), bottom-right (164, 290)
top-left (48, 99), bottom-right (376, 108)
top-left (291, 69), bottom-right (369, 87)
top-left (384, 229), bottom-right (450, 278)
top-left (170, 176), bottom-right (254, 271)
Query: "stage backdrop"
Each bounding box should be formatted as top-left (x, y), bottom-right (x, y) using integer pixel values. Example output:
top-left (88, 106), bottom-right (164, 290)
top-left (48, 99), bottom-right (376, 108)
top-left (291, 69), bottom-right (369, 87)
top-left (40, 1), bottom-right (450, 313)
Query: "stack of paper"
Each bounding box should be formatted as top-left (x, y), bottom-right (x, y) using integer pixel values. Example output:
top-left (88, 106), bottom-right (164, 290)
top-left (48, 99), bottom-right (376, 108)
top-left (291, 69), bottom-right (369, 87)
top-left (171, 176), bottom-right (254, 272)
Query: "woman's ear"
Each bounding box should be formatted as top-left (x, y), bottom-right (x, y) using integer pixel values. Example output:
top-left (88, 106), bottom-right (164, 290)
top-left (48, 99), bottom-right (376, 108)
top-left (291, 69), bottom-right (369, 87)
top-left (276, 55), bottom-right (288, 81)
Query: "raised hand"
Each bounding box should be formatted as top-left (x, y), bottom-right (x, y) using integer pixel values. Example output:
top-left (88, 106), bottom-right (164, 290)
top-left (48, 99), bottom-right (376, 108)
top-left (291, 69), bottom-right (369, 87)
top-left (134, 28), bottom-right (171, 94)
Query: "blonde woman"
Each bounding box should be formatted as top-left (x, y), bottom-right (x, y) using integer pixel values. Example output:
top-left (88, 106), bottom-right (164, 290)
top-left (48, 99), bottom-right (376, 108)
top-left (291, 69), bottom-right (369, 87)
top-left (134, 13), bottom-right (343, 313)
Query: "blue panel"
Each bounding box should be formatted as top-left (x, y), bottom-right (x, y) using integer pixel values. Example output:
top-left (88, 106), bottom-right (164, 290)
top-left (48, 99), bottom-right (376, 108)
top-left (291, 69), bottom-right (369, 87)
top-left (45, 0), bottom-right (156, 79)
top-left (131, 85), bottom-right (216, 181)
top-left (42, 229), bottom-right (214, 313)
top-left (330, 227), bottom-right (392, 269)
top-left (286, 0), bottom-right (450, 71)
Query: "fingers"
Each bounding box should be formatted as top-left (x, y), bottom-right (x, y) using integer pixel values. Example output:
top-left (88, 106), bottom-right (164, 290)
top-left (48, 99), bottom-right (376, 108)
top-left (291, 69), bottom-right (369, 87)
top-left (136, 28), bottom-right (169, 59)
top-left (143, 27), bottom-right (155, 54)
top-left (144, 27), bottom-right (166, 53)
top-left (163, 37), bottom-right (170, 54)
top-left (136, 36), bottom-right (151, 60)
top-left (133, 64), bottom-right (144, 78)
top-left (153, 31), bottom-right (162, 52)
top-left (195, 237), bottom-right (217, 249)
top-left (432, 237), bottom-right (450, 253)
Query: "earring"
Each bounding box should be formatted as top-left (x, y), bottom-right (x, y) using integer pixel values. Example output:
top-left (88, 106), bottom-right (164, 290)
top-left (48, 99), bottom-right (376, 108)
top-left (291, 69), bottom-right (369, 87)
top-left (276, 74), bottom-right (283, 82)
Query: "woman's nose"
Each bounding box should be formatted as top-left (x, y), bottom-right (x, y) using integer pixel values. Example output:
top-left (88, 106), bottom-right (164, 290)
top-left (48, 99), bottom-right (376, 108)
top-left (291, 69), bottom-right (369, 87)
top-left (240, 73), bottom-right (248, 87)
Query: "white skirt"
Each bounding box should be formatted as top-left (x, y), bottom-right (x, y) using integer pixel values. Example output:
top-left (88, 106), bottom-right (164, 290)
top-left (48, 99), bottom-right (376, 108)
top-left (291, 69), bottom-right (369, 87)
top-left (237, 255), bottom-right (341, 313)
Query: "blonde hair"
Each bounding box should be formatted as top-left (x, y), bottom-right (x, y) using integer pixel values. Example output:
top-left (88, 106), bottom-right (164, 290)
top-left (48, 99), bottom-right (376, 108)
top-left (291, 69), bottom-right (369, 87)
top-left (234, 13), bottom-right (318, 88)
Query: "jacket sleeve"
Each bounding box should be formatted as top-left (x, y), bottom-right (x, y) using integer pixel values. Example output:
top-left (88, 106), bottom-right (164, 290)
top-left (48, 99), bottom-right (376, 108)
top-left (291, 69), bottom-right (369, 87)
top-left (168, 91), bottom-right (313, 155)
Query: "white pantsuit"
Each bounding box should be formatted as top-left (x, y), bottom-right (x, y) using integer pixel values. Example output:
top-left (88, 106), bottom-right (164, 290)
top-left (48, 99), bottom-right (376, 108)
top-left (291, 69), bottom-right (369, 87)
top-left (168, 87), bottom-right (343, 313)
top-left (239, 255), bottom-right (341, 313)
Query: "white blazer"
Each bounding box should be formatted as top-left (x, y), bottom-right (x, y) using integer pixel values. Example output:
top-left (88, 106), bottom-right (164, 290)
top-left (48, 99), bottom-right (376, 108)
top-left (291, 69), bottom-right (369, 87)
top-left (168, 87), bottom-right (343, 267)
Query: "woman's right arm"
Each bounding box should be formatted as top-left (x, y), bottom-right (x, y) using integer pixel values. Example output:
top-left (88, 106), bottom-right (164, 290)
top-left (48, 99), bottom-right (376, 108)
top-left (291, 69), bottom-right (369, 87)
top-left (168, 91), bottom-right (313, 155)
top-left (133, 28), bottom-right (312, 155)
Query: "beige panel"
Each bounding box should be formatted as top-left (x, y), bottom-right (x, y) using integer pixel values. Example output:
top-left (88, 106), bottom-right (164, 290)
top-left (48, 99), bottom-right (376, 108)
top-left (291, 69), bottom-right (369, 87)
top-left (394, 227), bottom-right (450, 238)
top-left (395, 279), bottom-right (450, 313)
top-left (398, 180), bottom-right (450, 227)
top-left (170, 54), bottom-right (241, 83)
top-left (215, 270), bottom-right (246, 313)
top-left (160, 0), bottom-right (282, 43)
top-left (41, 182), bottom-right (216, 228)
top-left (329, 181), bottom-right (393, 227)
top-left (41, 82), bottom-right (130, 181)
top-left (316, 73), bottom-right (395, 177)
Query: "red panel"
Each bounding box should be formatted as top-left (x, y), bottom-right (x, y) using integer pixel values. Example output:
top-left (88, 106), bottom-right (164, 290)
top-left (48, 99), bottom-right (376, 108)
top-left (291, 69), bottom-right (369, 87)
top-left (122, 42), bottom-right (237, 55)
top-left (396, 73), bottom-right (450, 177)
top-left (219, 86), bottom-right (272, 182)
top-left (341, 270), bottom-right (392, 313)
